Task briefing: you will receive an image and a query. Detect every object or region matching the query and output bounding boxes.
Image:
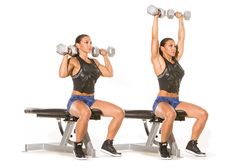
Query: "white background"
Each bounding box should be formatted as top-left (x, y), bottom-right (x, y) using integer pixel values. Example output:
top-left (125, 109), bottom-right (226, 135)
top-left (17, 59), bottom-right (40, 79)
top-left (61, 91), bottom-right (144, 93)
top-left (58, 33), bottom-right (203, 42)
top-left (0, 0), bottom-right (235, 167)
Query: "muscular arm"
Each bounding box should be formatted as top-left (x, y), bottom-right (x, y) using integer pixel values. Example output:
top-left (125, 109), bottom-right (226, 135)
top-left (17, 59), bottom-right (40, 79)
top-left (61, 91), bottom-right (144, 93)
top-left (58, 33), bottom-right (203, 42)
top-left (59, 54), bottom-right (73, 78)
top-left (151, 15), bottom-right (163, 76)
top-left (94, 49), bottom-right (113, 77)
top-left (176, 12), bottom-right (185, 60)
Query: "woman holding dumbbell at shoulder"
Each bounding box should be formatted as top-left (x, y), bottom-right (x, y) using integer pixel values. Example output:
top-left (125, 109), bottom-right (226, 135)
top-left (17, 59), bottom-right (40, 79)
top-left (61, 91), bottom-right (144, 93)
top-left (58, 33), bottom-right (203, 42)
top-left (150, 11), bottom-right (208, 159)
top-left (59, 34), bottom-right (124, 159)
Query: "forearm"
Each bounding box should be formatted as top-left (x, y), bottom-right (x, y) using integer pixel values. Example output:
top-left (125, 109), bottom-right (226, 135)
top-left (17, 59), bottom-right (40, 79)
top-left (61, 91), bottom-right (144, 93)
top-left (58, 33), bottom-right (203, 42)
top-left (178, 18), bottom-right (185, 42)
top-left (152, 15), bottom-right (159, 41)
top-left (176, 15), bottom-right (185, 59)
top-left (151, 15), bottom-right (160, 61)
top-left (103, 56), bottom-right (113, 76)
top-left (59, 55), bottom-right (70, 78)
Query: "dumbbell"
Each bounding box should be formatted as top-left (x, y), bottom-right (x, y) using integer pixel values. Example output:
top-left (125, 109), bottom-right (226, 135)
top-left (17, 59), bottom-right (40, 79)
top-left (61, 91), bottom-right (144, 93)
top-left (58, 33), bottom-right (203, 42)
top-left (56, 43), bottom-right (77, 56)
top-left (92, 46), bottom-right (115, 57)
top-left (166, 9), bottom-right (191, 20)
top-left (147, 5), bottom-right (166, 18)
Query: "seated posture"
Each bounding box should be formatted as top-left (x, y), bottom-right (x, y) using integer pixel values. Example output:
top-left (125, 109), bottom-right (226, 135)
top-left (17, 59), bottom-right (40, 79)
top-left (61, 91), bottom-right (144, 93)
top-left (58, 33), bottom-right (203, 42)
top-left (150, 12), bottom-right (208, 159)
top-left (59, 34), bottom-right (124, 159)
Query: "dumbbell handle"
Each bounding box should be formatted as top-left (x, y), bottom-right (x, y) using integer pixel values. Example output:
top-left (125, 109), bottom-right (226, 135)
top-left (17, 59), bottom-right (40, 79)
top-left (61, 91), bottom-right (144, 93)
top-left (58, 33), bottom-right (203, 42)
top-left (167, 9), bottom-right (191, 20)
top-left (92, 46), bottom-right (115, 57)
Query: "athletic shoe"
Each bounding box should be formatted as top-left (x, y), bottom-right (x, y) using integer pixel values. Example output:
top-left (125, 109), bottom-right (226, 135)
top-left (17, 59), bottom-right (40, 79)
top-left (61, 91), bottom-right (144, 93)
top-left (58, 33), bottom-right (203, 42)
top-left (101, 139), bottom-right (122, 157)
top-left (159, 142), bottom-right (171, 160)
top-left (186, 140), bottom-right (206, 157)
top-left (74, 142), bottom-right (87, 160)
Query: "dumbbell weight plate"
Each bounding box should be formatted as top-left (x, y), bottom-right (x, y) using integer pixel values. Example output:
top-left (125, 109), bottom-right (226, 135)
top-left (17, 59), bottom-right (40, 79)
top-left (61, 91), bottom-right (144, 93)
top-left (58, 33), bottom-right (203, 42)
top-left (107, 47), bottom-right (115, 57)
top-left (147, 5), bottom-right (159, 16)
top-left (167, 9), bottom-right (175, 19)
top-left (184, 11), bottom-right (191, 20)
top-left (92, 47), bottom-right (99, 57)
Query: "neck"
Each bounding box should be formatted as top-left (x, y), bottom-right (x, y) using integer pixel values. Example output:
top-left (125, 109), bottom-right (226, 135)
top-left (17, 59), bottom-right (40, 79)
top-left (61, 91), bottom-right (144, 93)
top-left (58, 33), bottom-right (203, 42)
top-left (79, 52), bottom-right (88, 60)
top-left (163, 55), bottom-right (172, 62)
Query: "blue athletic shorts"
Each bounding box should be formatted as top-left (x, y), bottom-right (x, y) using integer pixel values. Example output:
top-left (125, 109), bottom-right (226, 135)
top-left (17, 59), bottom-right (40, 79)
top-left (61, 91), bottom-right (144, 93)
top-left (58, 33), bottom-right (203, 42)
top-left (67, 95), bottom-right (96, 111)
top-left (152, 96), bottom-right (180, 112)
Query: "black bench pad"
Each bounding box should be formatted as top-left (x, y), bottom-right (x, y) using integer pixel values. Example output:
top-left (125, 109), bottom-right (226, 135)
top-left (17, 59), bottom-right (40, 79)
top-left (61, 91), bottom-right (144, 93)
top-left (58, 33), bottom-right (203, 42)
top-left (25, 108), bottom-right (187, 121)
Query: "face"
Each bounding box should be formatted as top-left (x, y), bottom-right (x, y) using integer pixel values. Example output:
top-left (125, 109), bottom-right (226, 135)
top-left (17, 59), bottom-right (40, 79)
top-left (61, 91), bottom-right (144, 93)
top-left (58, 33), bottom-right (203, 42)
top-left (76, 36), bottom-right (93, 54)
top-left (161, 40), bottom-right (177, 57)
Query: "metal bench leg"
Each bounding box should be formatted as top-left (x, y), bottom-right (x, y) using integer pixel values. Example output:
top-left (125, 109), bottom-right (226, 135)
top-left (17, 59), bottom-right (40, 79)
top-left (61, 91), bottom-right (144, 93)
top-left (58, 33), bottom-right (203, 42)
top-left (60, 121), bottom-right (75, 146)
top-left (61, 121), bottom-right (96, 157)
top-left (146, 122), bottom-right (161, 146)
top-left (168, 132), bottom-right (180, 157)
top-left (83, 132), bottom-right (96, 157)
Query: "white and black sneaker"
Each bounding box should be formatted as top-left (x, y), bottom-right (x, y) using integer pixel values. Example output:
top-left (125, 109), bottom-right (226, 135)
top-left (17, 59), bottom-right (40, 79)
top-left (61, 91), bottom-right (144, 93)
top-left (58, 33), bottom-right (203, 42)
top-left (101, 139), bottom-right (121, 157)
top-left (159, 142), bottom-right (171, 160)
top-left (185, 140), bottom-right (206, 157)
top-left (74, 142), bottom-right (87, 160)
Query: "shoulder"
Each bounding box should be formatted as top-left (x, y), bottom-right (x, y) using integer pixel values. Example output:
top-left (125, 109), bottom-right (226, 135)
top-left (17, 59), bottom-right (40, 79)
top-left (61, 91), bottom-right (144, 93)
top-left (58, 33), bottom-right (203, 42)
top-left (69, 57), bottom-right (77, 63)
top-left (69, 56), bottom-right (81, 66)
top-left (173, 56), bottom-right (180, 62)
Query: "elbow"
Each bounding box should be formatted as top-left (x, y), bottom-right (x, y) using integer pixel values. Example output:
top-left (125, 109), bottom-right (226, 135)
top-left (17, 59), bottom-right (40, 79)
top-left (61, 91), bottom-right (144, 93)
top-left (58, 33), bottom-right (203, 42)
top-left (151, 57), bottom-right (154, 63)
top-left (107, 68), bottom-right (113, 77)
top-left (59, 74), bottom-right (65, 78)
top-left (59, 72), bottom-right (68, 78)
top-left (104, 71), bottom-right (113, 77)
top-left (108, 72), bottom-right (113, 77)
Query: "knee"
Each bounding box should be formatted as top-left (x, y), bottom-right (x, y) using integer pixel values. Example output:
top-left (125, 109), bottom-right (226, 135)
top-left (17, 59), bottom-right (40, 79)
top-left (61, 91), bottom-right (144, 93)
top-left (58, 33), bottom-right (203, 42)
top-left (115, 108), bottom-right (125, 120)
top-left (119, 108), bottom-right (125, 119)
top-left (195, 108), bottom-right (208, 122)
top-left (201, 109), bottom-right (208, 121)
top-left (165, 111), bottom-right (177, 121)
top-left (79, 109), bottom-right (92, 120)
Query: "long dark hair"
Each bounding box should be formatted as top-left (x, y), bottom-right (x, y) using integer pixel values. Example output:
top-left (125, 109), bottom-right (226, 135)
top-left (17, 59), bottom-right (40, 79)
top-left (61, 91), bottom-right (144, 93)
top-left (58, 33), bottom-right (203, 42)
top-left (74, 34), bottom-right (89, 56)
top-left (159, 37), bottom-right (174, 57)
top-left (75, 34), bottom-right (89, 44)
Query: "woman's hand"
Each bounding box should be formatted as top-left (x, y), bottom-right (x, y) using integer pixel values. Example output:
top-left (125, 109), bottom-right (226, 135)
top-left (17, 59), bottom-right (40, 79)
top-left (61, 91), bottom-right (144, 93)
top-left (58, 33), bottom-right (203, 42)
top-left (175, 12), bottom-right (184, 20)
top-left (99, 49), bottom-right (109, 57)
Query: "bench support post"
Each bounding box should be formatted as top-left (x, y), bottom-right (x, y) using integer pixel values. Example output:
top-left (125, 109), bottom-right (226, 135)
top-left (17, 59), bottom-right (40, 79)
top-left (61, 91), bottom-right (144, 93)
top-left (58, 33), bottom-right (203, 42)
top-left (25, 121), bottom-right (96, 157)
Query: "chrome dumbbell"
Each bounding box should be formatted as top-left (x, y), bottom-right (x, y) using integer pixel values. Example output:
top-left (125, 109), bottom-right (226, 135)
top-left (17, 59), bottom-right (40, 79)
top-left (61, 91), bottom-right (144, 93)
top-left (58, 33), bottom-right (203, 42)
top-left (56, 43), bottom-right (77, 56)
top-left (147, 5), bottom-right (166, 18)
top-left (167, 9), bottom-right (191, 20)
top-left (92, 46), bottom-right (115, 57)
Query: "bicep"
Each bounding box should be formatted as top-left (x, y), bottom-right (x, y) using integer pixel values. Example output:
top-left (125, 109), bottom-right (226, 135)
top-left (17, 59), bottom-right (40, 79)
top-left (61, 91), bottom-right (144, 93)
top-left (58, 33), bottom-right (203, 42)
top-left (67, 63), bottom-right (74, 76)
top-left (151, 38), bottom-right (159, 60)
top-left (151, 40), bottom-right (163, 75)
top-left (69, 58), bottom-right (81, 76)
top-left (176, 41), bottom-right (184, 60)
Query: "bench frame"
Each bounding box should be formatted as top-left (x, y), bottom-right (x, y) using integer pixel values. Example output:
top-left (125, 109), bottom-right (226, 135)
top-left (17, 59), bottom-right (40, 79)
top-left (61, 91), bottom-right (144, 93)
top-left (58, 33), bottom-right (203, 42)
top-left (24, 108), bottom-right (186, 158)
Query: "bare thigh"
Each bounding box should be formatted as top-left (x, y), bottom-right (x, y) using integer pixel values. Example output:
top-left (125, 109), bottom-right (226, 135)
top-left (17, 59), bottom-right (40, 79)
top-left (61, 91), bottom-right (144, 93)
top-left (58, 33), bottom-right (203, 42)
top-left (91, 100), bottom-right (124, 117)
top-left (175, 101), bottom-right (207, 119)
top-left (69, 100), bottom-right (91, 118)
top-left (155, 102), bottom-right (176, 118)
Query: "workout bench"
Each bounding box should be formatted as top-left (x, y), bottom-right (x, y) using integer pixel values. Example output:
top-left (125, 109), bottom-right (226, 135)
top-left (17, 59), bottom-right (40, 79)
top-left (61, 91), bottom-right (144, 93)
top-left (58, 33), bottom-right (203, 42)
top-left (24, 107), bottom-right (186, 157)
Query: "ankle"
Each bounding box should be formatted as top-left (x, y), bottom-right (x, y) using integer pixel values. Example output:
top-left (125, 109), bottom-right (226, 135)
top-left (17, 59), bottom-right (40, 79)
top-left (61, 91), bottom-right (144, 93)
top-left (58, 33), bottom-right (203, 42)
top-left (104, 139), bottom-right (113, 144)
top-left (188, 139), bottom-right (198, 144)
top-left (159, 142), bottom-right (168, 146)
top-left (159, 142), bottom-right (171, 159)
top-left (159, 142), bottom-right (168, 151)
top-left (75, 141), bottom-right (83, 145)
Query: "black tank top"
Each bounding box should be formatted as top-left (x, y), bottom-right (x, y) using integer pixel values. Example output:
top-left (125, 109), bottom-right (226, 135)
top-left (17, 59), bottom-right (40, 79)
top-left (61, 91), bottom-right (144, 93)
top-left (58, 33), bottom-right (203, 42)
top-left (158, 56), bottom-right (184, 93)
top-left (72, 55), bottom-right (101, 94)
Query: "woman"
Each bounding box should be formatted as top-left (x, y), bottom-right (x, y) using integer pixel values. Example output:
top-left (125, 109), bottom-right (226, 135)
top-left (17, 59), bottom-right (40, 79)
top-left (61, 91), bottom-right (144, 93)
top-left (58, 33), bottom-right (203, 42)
top-left (59, 34), bottom-right (124, 159)
top-left (150, 12), bottom-right (208, 159)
